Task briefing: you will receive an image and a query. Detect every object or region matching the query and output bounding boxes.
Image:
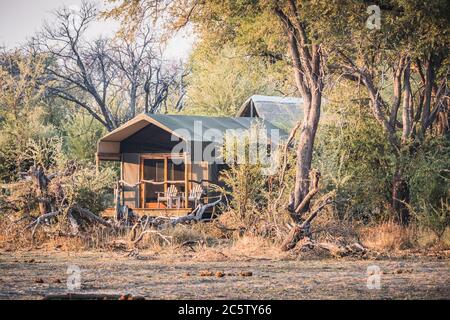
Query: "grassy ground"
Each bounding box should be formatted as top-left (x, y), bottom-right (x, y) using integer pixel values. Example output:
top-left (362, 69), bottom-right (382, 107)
top-left (0, 249), bottom-right (449, 300)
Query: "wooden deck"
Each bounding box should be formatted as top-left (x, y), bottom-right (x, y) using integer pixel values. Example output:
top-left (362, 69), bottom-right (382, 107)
top-left (101, 207), bottom-right (192, 218)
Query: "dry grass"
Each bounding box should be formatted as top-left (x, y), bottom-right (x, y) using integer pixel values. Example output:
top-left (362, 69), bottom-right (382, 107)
top-left (221, 235), bottom-right (285, 259)
top-left (2, 211), bottom-right (448, 260)
top-left (311, 208), bottom-right (361, 245)
top-left (360, 222), bottom-right (417, 251)
top-left (360, 221), bottom-right (450, 252)
top-left (0, 215), bottom-right (123, 252)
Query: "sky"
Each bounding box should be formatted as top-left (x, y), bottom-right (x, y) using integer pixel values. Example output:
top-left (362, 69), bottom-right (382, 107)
top-left (0, 0), bottom-right (195, 61)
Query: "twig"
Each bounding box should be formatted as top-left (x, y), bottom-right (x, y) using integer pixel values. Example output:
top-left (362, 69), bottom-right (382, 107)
top-left (133, 230), bottom-right (172, 246)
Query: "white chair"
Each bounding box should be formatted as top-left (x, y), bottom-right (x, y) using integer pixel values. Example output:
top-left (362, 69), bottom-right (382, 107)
top-left (157, 185), bottom-right (180, 209)
top-left (185, 184), bottom-right (204, 208)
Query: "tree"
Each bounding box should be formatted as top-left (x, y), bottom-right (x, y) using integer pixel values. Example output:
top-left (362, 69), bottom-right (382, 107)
top-left (110, 25), bottom-right (187, 116)
top-left (184, 44), bottom-right (289, 116)
top-left (33, 1), bottom-right (186, 131)
top-left (0, 50), bottom-right (57, 182)
top-left (312, 0), bottom-right (450, 224)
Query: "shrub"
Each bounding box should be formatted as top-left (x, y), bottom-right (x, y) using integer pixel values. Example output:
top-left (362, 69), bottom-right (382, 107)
top-left (315, 96), bottom-right (393, 222)
top-left (409, 137), bottom-right (450, 238)
top-left (219, 162), bottom-right (267, 227)
top-left (415, 199), bottom-right (449, 241)
top-left (64, 112), bottom-right (106, 162)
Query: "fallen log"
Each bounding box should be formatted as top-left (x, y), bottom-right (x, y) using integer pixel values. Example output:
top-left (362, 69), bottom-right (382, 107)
top-left (76, 206), bottom-right (112, 228)
top-left (294, 239), bottom-right (368, 258)
top-left (132, 230), bottom-right (173, 246)
top-left (131, 195), bottom-right (223, 247)
top-left (26, 211), bottom-right (60, 239)
top-left (281, 196), bottom-right (333, 251)
top-left (169, 195), bottom-right (223, 226)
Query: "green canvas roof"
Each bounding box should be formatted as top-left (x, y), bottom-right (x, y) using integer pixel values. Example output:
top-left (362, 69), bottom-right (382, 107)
top-left (147, 114), bottom-right (287, 141)
top-left (99, 113), bottom-right (287, 144)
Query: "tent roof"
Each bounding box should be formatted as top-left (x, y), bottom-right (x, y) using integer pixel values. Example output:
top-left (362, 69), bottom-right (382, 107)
top-left (236, 95), bottom-right (304, 130)
top-left (99, 113), bottom-right (287, 143)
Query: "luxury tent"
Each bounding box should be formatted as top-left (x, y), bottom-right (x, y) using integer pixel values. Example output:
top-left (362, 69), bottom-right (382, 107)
top-left (97, 112), bottom-right (286, 215)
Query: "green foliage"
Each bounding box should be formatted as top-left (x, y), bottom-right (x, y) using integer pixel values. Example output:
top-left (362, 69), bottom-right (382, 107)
top-left (409, 137), bottom-right (450, 238)
top-left (316, 82), bottom-right (450, 228)
top-left (185, 45), bottom-right (290, 116)
top-left (0, 52), bottom-right (58, 182)
top-left (0, 51), bottom-right (115, 216)
top-left (315, 88), bottom-right (394, 221)
top-left (62, 164), bottom-right (116, 214)
top-left (218, 123), bottom-right (281, 227)
top-left (220, 162), bottom-right (267, 226)
top-left (0, 111), bottom-right (57, 182)
top-left (415, 199), bottom-right (449, 241)
top-left (65, 113), bottom-right (106, 162)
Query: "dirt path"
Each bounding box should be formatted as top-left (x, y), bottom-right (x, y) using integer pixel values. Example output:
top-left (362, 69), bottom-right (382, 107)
top-left (0, 250), bottom-right (449, 299)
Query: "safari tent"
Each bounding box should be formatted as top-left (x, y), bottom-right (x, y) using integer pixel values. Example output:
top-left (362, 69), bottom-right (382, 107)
top-left (236, 95), bottom-right (304, 131)
top-left (96, 112), bottom-right (286, 215)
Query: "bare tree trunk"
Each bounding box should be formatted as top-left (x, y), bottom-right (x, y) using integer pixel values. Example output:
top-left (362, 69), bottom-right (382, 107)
top-left (293, 93), bottom-right (321, 215)
top-left (30, 165), bottom-right (50, 216)
top-left (401, 59), bottom-right (412, 143)
top-left (272, 1), bottom-right (325, 250)
top-left (436, 106), bottom-right (449, 135)
top-left (392, 166), bottom-right (410, 224)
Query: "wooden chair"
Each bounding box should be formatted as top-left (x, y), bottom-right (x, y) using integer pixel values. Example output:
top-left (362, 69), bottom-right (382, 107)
top-left (157, 185), bottom-right (180, 209)
top-left (185, 184), bottom-right (204, 208)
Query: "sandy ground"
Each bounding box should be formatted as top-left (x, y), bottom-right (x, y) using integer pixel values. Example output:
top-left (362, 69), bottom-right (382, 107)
top-left (0, 250), bottom-right (449, 300)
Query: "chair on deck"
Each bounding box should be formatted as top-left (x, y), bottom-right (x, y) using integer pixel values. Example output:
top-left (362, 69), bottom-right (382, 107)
top-left (157, 185), bottom-right (180, 209)
top-left (185, 184), bottom-right (204, 208)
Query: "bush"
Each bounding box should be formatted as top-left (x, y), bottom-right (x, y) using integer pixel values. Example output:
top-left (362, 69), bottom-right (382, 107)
top-left (220, 162), bottom-right (267, 227)
top-left (59, 164), bottom-right (116, 214)
top-left (2, 136), bottom-right (116, 217)
top-left (0, 108), bottom-right (56, 182)
top-left (409, 137), bottom-right (450, 238)
top-left (64, 112), bottom-right (106, 162)
top-left (218, 122), bottom-right (292, 232)
top-left (315, 93), bottom-right (393, 222)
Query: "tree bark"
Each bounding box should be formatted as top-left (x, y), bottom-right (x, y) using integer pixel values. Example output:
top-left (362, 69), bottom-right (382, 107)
top-left (30, 165), bottom-right (50, 216)
top-left (294, 92), bottom-right (322, 215)
top-left (401, 59), bottom-right (412, 143)
top-left (274, 2), bottom-right (323, 223)
top-left (392, 166), bottom-right (410, 224)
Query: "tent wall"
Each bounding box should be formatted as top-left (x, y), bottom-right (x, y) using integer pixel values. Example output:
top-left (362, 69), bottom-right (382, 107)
top-left (120, 124), bottom-right (184, 153)
top-left (191, 162), bottom-right (209, 186)
top-left (239, 101), bottom-right (257, 118)
top-left (122, 153), bottom-right (140, 208)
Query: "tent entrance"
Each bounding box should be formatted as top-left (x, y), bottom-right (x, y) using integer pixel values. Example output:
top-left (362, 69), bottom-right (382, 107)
top-left (139, 154), bottom-right (187, 209)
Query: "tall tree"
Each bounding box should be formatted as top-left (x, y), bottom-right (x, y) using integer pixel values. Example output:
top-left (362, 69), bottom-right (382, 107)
top-left (313, 0), bottom-right (450, 223)
top-left (33, 1), bottom-right (186, 131)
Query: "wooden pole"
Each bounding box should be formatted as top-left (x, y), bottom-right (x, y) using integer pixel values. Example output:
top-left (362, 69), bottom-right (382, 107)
top-left (185, 153), bottom-right (189, 209)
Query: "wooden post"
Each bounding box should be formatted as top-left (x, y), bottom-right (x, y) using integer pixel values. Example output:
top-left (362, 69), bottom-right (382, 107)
top-left (139, 156), bottom-right (144, 208)
top-left (95, 153), bottom-right (99, 173)
top-left (114, 181), bottom-right (121, 221)
top-left (183, 152), bottom-right (189, 209)
top-left (164, 157), bottom-right (168, 208)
